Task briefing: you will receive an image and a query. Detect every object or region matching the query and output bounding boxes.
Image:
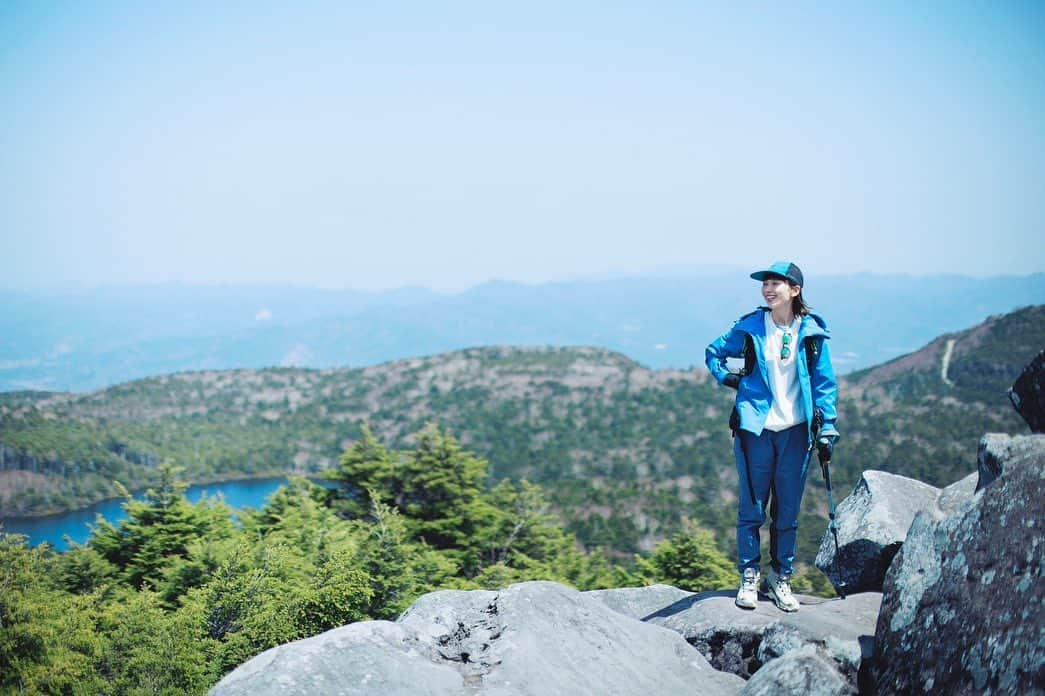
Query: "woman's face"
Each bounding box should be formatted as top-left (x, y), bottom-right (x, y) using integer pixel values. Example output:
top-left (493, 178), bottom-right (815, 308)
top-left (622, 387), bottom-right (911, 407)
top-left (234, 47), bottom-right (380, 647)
top-left (761, 278), bottom-right (800, 311)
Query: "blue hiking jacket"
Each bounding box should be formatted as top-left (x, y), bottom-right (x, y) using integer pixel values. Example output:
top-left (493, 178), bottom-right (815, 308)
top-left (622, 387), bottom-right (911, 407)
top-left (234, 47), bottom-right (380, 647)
top-left (705, 308), bottom-right (839, 441)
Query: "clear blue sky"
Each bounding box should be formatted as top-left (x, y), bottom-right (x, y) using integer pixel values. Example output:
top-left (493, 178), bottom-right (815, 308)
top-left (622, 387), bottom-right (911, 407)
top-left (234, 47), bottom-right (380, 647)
top-left (2, 1), bottom-right (1043, 292)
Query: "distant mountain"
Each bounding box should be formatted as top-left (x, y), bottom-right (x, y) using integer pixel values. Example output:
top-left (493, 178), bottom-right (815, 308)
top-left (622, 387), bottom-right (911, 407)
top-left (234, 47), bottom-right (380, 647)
top-left (2, 306), bottom-right (1040, 567)
top-left (1, 273), bottom-right (1042, 392)
top-left (837, 303), bottom-right (1044, 484)
top-left (0, 283), bottom-right (442, 392)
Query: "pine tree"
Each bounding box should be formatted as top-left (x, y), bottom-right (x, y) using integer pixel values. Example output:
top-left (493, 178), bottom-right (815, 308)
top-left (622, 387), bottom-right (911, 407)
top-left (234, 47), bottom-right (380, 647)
top-left (394, 424), bottom-right (492, 563)
top-left (636, 520), bottom-right (736, 592)
top-left (0, 534), bottom-right (106, 694)
top-left (88, 462), bottom-right (235, 591)
top-left (350, 495), bottom-right (457, 618)
top-left (323, 424), bottom-right (394, 518)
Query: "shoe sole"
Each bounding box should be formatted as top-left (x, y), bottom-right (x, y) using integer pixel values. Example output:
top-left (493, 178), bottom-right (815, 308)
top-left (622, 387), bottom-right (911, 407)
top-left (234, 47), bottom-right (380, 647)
top-left (735, 598), bottom-right (757, 610)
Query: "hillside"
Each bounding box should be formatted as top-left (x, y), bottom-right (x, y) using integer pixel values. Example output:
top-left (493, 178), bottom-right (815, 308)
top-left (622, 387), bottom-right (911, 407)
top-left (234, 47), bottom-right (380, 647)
top-left (840, 304), bottom-right (1043, 484)
top-left (0, 347), bottom-right (729, 552)
top-left (2, 306), bottom-right (1041, 566)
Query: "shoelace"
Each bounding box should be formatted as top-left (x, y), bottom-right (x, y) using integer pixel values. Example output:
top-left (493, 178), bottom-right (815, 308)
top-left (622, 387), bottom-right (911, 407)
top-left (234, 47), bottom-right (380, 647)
top-left (773, 578), bottom-right (793, 597)
top-left (742, 574), bottom-right (759, 591)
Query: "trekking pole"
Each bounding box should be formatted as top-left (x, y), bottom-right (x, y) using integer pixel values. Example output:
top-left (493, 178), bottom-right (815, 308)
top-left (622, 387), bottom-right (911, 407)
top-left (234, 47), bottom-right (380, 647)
top-left (812, 410), bottom-right (846, 599)
top-left (819, 446), bottom-right (845, 596)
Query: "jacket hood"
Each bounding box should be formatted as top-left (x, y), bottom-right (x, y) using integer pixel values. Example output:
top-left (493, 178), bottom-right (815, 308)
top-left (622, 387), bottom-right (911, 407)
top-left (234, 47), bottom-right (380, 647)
top-left (735, 308), bottom-right (830, 339)
top-left (803, 312), bottom-right (830, 338)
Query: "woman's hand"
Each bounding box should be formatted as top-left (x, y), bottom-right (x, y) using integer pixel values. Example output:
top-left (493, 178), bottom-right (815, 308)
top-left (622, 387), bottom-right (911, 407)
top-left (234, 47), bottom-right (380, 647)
top-left (817, 435), bottom-right (837, 462)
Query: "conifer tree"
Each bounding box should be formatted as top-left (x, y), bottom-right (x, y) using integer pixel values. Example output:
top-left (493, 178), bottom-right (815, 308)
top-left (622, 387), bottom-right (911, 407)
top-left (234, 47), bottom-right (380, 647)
top-left (474, 479), bottom-right (628, 590)
top-left (351, 494), bottom-right (458, 618)
top-left (88, 462), bottom-right (235, 591)
top-left (394, 424), bottom-right (493, 563)
top-left (323, 424), bottom-right (395, 518)
top-left (636, 520), bottom-right (736, 592)
top-left (0, 535), bottom-right (106, 694)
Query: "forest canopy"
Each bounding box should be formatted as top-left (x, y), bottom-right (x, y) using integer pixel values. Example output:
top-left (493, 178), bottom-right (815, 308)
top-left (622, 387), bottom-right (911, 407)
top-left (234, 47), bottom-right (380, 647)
top-left (1, 424), bottom-right (746, 695)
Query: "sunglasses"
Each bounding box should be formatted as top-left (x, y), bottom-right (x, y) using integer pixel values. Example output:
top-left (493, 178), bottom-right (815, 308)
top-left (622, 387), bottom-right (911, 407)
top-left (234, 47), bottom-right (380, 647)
top-left (781, 332), bottom-right (792, 360)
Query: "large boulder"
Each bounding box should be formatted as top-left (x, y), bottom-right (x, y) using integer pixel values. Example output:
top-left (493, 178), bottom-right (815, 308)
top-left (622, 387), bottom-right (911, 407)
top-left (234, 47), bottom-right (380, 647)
top-left (212, 581), bottom-right (743, 696)
top-left (607, 590), bottom-right (774, 678)
top-left (754, 593), bottom-right (880, 685)
top-left (208, 621), bottom-right (463, 696)
top-left (976, 432), bottom-right (1044, 491)
top-left (738, 645), bottom-right (855, 696)
top-left (584, 583), bottom-right (692, 621)
top-left (1009, 349), bottom-right (1044, 433)
top-left (873, 433), bottom-right (1045, 694)
top-left (934, 471), bottom-right (977, 517)
top-left (587, 586), bottom-right (880, 687)
top-left (814, 470), bottom-right (940, 594)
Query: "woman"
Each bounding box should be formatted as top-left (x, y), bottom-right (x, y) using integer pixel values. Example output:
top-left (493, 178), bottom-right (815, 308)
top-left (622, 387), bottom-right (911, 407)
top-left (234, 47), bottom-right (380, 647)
top-left (705, 261), bottom-right (838, 612)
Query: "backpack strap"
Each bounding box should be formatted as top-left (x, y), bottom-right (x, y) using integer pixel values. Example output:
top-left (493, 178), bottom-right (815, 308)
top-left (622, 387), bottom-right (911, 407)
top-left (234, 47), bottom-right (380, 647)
top-left (805, 335), bottom-right (824, 372)
top-left (741, 334), bottom-right (756, 376)
top-left (741, 328), bottom-right (823, 374)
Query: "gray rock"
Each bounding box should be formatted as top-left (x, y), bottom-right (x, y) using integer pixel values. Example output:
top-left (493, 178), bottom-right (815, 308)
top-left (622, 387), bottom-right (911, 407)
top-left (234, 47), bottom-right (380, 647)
top-left (584, 583), bottom-right (693, 621)
top-left (935, 471), bottom-right (977, 517)
top-left (814, 470), bottom-right (940, 594)
top-left (873, 434), bottom-right (1045, 694)
top-left (642, 591), bottom-right (776, 678)
top-left (398, 587), bottom-right (504, 678)
top-left (399, 581), bottom-right (743, 695)
top-left (756, 592), bottom-right (880, 684)
top-left (1009, 349), bottom-right (1044, 433)
top-left (587, 586), bottom-right (880, 685)
top-left (210, 621), bottom-right (463, 696)
top-left (739, 646), bottom-right (855, 696)
top-left (976, 432), bottom-right (1045, 492)
top-left (212, 581), bottom-right (744, 696)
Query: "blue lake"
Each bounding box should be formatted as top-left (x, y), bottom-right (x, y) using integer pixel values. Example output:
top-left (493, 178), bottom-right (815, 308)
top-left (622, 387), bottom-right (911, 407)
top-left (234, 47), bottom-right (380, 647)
top-left (1, 477), bottom-right (307, 551)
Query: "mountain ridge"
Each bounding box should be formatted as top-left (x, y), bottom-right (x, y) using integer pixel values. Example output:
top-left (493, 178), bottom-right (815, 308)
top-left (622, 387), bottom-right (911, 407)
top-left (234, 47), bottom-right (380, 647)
top-left (3, 273), bottom-right (1042, 392)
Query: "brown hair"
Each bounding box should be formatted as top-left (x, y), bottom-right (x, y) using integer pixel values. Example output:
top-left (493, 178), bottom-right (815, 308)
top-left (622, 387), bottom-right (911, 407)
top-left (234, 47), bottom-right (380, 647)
top-left (790, 282), bottom-right (811, 317)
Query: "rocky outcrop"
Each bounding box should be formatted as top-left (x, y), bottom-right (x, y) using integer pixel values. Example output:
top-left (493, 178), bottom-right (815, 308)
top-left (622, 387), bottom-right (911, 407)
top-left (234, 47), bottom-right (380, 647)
top-left (934, 471), bottom-right (977, 517)
top-left (211, 581), bottom-right (744, 696)
top-left (588, 587), bottom-right (768, 678)
top-left (813, 471), bottom-right (940, 595)
top-left (872, 433), bottom-right (1045, 694)
top-left (1009, 348), bottom-right (1044, 433)
top-left (587, 586), bottom-right (880, 688)
top-left (812, 464), bottom-right (986, 597)
top-left (738, 645), bottom-right (855, 696)
top-left (976, 432), bottom-right (1043, 492)
top-left (214, 580), bottom-right (887, 695)
top-left (583, 583), bottom-right (691, 621)
top-left (208, 621), bottom-right (463, 696)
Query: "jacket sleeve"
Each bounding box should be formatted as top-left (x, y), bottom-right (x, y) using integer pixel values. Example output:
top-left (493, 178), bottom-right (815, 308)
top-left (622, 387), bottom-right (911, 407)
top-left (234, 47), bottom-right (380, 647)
top-left (705, 325), bottom-right (746, 386)
top-left (810, 337), bottom-right (840, 437)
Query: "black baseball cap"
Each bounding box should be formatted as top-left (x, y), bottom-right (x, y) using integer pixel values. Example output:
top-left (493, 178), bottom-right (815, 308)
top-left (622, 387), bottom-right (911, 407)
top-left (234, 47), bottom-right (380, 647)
top-left (750, 261), bottom-right (803, 287)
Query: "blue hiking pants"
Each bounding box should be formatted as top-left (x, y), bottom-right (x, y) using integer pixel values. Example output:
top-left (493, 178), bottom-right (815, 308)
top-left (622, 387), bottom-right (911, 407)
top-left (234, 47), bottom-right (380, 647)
top-left (734, 422), bottom-right (810, 577)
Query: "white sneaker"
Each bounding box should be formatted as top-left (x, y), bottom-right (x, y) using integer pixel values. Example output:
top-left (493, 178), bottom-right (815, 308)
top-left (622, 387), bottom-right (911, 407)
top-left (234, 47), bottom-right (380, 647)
top-left (735, 568), bottom-right (760, 609)
top-left (764, 569), bottom-right (800, 612)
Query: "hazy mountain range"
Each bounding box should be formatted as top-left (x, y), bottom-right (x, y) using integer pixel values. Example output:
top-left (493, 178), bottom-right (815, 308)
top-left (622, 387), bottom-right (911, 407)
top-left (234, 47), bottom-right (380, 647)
top-left (1, 272), bottom-right (1042, 393)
